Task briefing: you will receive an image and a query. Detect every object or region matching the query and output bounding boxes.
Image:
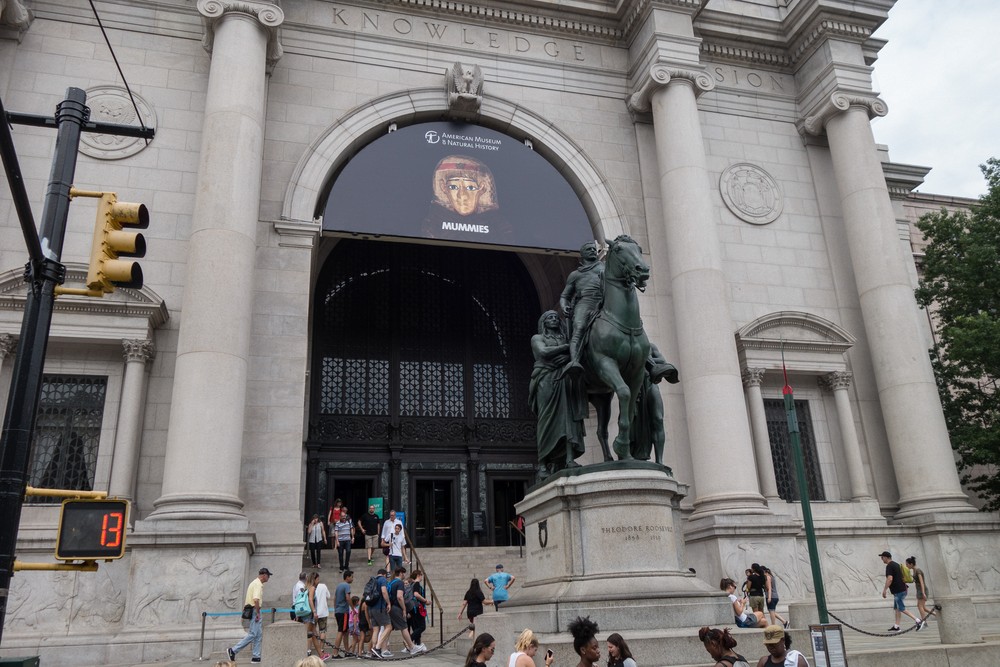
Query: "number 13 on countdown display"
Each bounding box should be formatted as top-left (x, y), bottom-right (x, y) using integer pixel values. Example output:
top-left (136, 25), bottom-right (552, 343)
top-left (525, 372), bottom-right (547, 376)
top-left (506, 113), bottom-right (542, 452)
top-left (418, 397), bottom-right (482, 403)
top-left (55, 499), bottom-right (130, 560)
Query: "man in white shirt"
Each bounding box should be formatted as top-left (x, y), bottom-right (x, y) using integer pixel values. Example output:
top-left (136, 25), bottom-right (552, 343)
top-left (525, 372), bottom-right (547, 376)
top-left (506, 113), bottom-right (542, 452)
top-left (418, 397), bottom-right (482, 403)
top-left (379, 510), bottom-right (403, 571)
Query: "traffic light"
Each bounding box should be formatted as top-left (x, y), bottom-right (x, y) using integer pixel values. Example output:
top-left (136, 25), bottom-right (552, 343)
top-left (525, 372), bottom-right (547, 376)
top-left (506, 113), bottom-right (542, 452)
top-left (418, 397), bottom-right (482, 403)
top-left (74, 188), bottom-right (148, 293)
top-left (55, 498), bottom-right (129, 560)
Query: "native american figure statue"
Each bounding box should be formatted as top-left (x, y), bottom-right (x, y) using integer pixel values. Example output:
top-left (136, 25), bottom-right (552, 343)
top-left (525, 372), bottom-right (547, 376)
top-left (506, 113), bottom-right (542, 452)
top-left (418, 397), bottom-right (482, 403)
top-left (447, 62), bottom-right (484, 114)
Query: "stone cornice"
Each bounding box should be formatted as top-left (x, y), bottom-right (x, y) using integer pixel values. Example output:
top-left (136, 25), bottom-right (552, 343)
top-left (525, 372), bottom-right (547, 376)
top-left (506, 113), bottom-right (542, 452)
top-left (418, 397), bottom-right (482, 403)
top-left (700, 41), bottom-right (790, 68)
top-left (882, 160), bottom-right (931, 200)
top-left (620, 0), bottom-right (705, 43)
top-left (789, 18), bottom-right (873, 65)
top-left (798, 91), bottom-right (887, 136)
top-left (272, 219), bottom-right (320, 249)
top-left (197, 0), bottom-right (285, 70)
top-left (627, 62), bottom-right (715, 113)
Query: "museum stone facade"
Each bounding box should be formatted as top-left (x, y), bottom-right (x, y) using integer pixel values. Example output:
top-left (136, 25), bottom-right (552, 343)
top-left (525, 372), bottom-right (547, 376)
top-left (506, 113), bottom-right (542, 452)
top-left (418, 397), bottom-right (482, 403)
top-left (0, 0), bottom-right (997, 663)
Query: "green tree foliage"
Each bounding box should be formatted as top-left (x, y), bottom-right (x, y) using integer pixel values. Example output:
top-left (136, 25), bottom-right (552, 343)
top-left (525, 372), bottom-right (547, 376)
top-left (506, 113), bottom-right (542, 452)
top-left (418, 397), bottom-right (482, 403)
top-left (915, 158), bottom-right (1000, 510)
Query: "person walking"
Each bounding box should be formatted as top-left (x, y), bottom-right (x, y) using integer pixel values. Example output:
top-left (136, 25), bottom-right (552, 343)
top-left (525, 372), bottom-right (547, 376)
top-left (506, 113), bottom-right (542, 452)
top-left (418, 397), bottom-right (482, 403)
top-left (358, 504), bottom-right (382, 566)
top-left (388, 522), bottom-right (409, 573)
top-left (380, 510), bottom-right (403, 571)
top-left (879, 551), bottom-right (922, 632)
top-left (369, 568), bottom-right (392, 659)
top-left (313, 572), bottom-right (335, 658)
top-left (304, 571), bottom-right (330, 660)
top-left (763, 566), bottom-right (789, 629)
top-left (698, 626), bottom-right (750, 667)
top-left (332, 569), bottom-right (352, 658)
top-left (905, 556), bottom-right (936, 624)
top-left (307, 515), bottom-right (327, 569)
top-left (291, 572), bottom-right (307, 622)
top-left (484, 564), bottom-right (516, 611)
top-left (228, 567), bottom-right (272, 664)
top-left (335, 510), bottom-right (356, 571)
top-left (457, 578), bottom-right (486, 638)
top-left (407, 570), bottom-right (429, 654)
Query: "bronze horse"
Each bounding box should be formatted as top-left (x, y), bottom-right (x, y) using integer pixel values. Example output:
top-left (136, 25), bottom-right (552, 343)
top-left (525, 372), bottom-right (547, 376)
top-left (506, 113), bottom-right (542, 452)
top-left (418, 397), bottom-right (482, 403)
top-left (581, 235), bottom-right (651, 461)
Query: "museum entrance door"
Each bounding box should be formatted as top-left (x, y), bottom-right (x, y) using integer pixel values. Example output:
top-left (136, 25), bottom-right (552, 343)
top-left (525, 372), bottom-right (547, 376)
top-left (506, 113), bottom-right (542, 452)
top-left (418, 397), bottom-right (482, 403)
top-left (412, 478), bottom-right (454, 548)
top-left (327, 475), bottom-right (375, 548)
top-left (490, 478), bottom-right (528, 546)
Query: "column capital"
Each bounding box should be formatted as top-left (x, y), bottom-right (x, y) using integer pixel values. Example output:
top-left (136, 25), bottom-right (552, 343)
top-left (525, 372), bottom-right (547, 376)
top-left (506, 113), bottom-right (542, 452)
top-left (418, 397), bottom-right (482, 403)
top-left (820, 370), bottom-right (853, 392)
top-left (197, 0), bottom-right (284, 69)
top-left (798, 91), bottom-right (888, 136)
top-left (741, 367), bottom-right (766, 388)
top-left (122, 338), bottom-right (156, 364)
top-left (0, 0), bottom-right (32, 41)
top-left (628, 63), bottom-right (715, 113)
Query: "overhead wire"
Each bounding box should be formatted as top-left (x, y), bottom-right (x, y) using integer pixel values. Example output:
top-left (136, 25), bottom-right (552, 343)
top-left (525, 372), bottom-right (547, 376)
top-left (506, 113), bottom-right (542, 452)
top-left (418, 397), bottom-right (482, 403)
top-left (87, 0), bottom-right (150, 145)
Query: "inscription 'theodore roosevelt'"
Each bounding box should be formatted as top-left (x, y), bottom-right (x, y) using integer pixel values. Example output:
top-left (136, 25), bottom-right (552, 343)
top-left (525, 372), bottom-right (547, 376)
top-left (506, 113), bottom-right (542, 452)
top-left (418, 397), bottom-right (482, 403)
top-left (602, 525), bottom-right (673, 534)
top-left (326, 7), bottom-right (587, 62)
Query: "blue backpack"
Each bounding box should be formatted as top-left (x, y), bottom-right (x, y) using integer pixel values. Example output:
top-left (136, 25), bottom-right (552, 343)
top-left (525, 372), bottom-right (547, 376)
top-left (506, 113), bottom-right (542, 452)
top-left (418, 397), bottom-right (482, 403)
top-left (293, 588), bottom-right (311, 618)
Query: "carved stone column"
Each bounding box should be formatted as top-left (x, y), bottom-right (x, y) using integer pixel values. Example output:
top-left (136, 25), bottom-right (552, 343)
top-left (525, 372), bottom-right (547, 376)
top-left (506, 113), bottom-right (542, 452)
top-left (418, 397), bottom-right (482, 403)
top-left (109, 339), bottom-right (155, 501)
top-left (742, 368), bottom-right (780, 502)
top-left (630, 65), bottom-right (766, 517)
top-left (150, 0), bottom-right (283, 521)
top-left (819, 371), bottom-right (871, 501)
top-left (803, 93), bottom-right (973, 517)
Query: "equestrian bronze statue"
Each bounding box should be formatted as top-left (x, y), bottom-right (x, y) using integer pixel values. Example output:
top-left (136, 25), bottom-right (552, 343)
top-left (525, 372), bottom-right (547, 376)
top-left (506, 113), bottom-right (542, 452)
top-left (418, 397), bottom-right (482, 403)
top-left (530, 236), bottom-right (678, 480)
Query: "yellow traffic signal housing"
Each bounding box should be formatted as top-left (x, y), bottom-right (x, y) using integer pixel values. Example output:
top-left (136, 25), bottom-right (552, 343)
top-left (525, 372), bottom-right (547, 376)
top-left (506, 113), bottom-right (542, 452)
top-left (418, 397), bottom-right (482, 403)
top-left (80, 190), bottom-right (148, 293)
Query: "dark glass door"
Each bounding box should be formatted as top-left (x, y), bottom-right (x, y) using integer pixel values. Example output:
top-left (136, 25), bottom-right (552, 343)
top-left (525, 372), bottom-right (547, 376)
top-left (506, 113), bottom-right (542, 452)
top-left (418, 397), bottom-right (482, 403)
top-left (491, 479), bottom-right (526, 546)
top-left (413, 480), bottom-right (453, 548)
top-left (329, 476), bottom-right (375, 548)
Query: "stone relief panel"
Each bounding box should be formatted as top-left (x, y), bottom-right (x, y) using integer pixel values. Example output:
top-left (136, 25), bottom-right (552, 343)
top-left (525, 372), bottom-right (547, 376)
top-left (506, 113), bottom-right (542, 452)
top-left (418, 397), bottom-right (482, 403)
top-left (723, 540), bottom-right (805, 600)
top-left (942, 535), bottom-right (1000, 593)
top-left (79, 86), bottom-right (157, 160)
top-left (6, 561), bottom-right (127, 632)
top-left (127, 551), bottom-right (243, 626)
top-left (720, 163), bottom-right (783, 225)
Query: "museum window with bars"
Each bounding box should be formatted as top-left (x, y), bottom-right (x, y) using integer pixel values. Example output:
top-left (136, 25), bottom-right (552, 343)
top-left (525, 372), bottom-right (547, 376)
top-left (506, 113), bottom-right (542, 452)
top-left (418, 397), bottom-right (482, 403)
top-left (763, 398), bottom-right (826, 501)
top-left (26, 375), bottom-right (107, 502)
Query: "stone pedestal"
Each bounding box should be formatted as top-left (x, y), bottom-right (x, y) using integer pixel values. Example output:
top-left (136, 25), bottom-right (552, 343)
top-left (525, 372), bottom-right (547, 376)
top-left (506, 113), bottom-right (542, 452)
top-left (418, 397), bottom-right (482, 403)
top-left (935, 595), bottom-right (982, 645)
top-left (504, 464), bottom-right (729, 632)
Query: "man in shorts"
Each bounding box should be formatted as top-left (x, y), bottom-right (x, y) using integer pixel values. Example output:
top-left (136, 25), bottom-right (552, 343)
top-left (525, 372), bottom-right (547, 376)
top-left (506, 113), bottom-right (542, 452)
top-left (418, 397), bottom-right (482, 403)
top-left (315, 571), bottom-right (335, 658)
top-left (358, 504), bottom-right (382, 566)
top-left (484, 564), bottom-right (515, 611)
top-left (369, 568), bottom-right (392, 658)
top-left (880, 551), bottom-right (922, 632)
top-left (378, 566), bottom-right (417, 657)
top-left (332, 569), bottom-right (352, 657)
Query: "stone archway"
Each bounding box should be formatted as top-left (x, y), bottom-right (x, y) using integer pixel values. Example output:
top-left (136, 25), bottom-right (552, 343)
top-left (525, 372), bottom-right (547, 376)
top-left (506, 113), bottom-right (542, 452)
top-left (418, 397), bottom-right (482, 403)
top-left (279, 88), bottom-right (629, 243)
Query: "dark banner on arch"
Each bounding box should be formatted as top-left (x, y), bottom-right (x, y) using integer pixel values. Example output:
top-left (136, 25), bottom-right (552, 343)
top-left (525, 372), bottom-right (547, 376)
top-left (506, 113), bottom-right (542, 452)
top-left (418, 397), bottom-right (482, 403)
top-left (322, 122), bottom-right (593, 252)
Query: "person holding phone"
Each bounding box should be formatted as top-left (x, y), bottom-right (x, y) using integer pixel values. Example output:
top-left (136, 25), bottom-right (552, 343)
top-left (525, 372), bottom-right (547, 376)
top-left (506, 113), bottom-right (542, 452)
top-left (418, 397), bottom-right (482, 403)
top-left (509, 629), bottom-right (554, 667)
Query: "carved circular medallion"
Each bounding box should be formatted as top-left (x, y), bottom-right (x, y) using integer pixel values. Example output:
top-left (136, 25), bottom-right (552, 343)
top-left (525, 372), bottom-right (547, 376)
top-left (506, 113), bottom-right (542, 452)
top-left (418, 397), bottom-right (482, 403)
top-left (720, 163), bottom-right (782, 225)
top-left (79, 86), bottom-right (156, 160)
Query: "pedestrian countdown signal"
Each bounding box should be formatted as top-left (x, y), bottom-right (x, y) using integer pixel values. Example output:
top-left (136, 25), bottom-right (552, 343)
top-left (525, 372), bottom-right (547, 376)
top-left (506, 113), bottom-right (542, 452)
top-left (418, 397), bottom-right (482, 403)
top-left (55, 499), bottom-right (129, 560)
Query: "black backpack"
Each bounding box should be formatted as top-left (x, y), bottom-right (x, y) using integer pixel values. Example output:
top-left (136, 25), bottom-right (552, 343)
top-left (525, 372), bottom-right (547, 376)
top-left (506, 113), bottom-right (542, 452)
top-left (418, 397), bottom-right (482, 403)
top-left (362, 576), bottom-right (381, 605)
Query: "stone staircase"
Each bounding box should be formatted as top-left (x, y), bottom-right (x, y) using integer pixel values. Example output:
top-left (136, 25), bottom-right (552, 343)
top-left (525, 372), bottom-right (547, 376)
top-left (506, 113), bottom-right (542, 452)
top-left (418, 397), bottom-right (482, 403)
top-left (302, 544), bottom-right (527, 647)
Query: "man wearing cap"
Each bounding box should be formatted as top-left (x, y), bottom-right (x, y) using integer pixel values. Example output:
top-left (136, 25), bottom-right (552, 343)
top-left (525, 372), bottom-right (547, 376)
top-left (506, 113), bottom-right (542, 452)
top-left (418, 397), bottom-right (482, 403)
top-left (484, 564), bottom-right (515, 611)
top-left (229, 567), bottom-right (272, 664)
top-left (879, 551), bottom-right (921, 632)
top-left (758, 624), bottom-right (809, 666)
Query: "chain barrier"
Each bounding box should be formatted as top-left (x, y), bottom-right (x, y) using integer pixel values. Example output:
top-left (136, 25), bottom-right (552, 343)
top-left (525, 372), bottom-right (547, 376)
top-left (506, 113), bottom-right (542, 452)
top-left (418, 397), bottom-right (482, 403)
top-left (322, 623), bottom-right (473, 660)
top-left (827, 604), bottom-right (941, 638)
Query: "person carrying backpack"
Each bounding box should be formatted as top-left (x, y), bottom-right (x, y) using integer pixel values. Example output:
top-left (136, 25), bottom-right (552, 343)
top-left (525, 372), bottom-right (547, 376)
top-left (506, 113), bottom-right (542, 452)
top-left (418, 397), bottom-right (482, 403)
top-left (698, 626), bottom-right (750, 667)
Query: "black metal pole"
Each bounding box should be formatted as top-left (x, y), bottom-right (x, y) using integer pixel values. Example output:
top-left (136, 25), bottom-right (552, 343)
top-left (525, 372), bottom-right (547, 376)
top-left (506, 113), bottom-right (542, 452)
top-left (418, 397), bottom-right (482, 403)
top-left (0, 87), bottom-right (88, 646)
top-left (0, 95), bottom-right (44, 270)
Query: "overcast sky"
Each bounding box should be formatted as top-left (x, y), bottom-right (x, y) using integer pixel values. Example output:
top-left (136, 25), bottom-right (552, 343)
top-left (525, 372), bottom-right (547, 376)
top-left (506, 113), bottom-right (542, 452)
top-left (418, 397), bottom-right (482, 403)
top-left (870, 0), bottom-right (1000, 199)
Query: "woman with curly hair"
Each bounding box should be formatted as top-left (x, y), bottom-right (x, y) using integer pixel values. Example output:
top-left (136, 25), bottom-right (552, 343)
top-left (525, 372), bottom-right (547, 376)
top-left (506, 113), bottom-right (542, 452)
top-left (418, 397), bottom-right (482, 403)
top-left (606, 633), bottom-right (636, 667)
top-left (464, 632), bottom-right (496, 667)
top-left (698, 626), bottom-right (750, 667)
top-left (569, 616), bottom-right (601, 667)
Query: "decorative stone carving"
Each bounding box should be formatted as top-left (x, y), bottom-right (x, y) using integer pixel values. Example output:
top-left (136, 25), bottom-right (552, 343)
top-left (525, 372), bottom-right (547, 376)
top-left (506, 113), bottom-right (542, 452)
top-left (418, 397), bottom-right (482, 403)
top-left (741, 367), bottom-right (766, 388)
top-left (446, 62), bottom-right (483, 115)
top-left (78, 86), bottom-right (156, 160)
top-left (128, 552), bottom-right (243, 625)
top-left (627, 63), bottom-right (716, 113)
top-left (720, 163), bottom-right (783, 225)
top-left (197, 0), bottom-right (284, 70)
top-left (0, 333), bottom-right (15, 361)
top-left (122, 338), bottom-right (155, 364)
top-left (800, 91), bottom-right (888, 136)
top-left (820, 371), bottom-right (853, 392)
top-left (0, 0), bottom-right (31, 36)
